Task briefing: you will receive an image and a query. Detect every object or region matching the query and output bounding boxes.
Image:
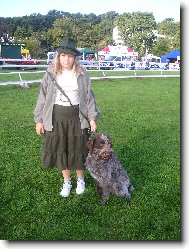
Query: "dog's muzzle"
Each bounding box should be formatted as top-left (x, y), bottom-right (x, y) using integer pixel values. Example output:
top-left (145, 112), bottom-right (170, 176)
top-left (92, 143), bottom-right (113, 161)
top-left (98, 150), bottom-right (112, 160)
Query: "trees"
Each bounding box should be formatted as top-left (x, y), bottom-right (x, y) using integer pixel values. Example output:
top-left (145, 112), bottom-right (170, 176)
top-left (151, 19), bottom-right (180, 56)
top-left (157, 18), bottom-right (179, 37)
top-left (46, 17), bottom-right (78, 49)
top-left (115, 12), bottom-right (157, 58)
top-left (0, 11), bottom-right (180, 59)
top-left (157, 19), bottom-right (180, 51)
top-left (25, 37), bottom-right (42, 58)
top-left (151, 38), bottom-right (171, 57)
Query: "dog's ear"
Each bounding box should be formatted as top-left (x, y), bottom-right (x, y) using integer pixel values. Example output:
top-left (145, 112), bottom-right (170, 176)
top-left (107, 136), bottom-right (112, 146)
top-left (86, 137), bottom-right (96, 154)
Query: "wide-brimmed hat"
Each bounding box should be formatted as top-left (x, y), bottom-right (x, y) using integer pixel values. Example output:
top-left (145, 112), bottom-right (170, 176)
top-left (56, 37), bottom-right (81, 56)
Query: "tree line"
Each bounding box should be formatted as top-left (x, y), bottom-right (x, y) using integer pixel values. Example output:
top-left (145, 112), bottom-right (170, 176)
top-left (0, 9), bottom-right (180, 59)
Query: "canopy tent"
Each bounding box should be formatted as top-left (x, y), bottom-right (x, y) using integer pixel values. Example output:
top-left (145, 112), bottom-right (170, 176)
top-left (98, 45), bottom-right (134, 56)
top-left (21, 47), bottom-right (30, 59)
top-left (1, 44), bottom-right (22, 59)
top-left (78, 48), bottom-right (98, 59)
top-left (100, 46), bottom-right (110, 53)
top-left (161, 50), bottom-right (180, 63)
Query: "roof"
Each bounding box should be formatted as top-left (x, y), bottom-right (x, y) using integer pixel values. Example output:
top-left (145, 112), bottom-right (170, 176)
top-left (161, 50), bottom-right (180, 63)
top-left (78, 48), bottom-right (97, 54)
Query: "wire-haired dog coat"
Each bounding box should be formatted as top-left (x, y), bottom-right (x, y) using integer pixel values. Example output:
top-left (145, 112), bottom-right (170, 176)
top-left (85, 133), bottom-right (134, 205)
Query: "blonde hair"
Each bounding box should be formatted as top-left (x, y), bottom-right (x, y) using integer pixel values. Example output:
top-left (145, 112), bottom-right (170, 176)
top-left (51, 52), bottom-right (85, 77)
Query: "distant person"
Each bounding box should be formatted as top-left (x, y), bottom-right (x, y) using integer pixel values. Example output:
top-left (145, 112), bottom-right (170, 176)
top-left (33, 37), bottom-right (100, 198)
top-left (165, 59), bottom-right (170, 70)
top-left (146, 60), bottom-right (150, 67)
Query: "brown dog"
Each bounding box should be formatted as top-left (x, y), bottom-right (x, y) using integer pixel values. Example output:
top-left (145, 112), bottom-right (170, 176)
top-left (85, 133), bottom-right (134, 205)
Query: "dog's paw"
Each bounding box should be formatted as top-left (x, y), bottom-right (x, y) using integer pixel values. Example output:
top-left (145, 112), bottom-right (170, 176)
top-left (98, 199), bottom-right (108, 205)
top-left (125, 194), bottom-right (132, 205)
top-left (96, 189), bottom-right (103, 196)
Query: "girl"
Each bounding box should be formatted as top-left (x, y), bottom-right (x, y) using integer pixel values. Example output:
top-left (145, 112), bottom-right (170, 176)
top-left (33, 37), bottom-right (100, 197)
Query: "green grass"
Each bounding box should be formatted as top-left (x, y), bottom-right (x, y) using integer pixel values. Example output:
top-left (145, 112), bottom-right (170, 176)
top-left (0, 71), bottom-right (44, 82)
top-left (0, 77), bottom-right (180, 240)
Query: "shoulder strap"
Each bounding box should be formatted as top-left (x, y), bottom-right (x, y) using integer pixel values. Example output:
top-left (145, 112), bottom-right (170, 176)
top-left (46, 71), bottom-right (90, 126)
top-left (47, 71), bottom-right (72, 105)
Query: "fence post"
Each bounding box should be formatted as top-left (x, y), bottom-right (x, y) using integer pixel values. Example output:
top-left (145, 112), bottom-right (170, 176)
top-left (18, 72), bottom-right (29, 88)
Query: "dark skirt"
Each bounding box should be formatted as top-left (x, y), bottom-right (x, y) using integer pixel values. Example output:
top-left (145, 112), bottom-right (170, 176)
top-left (42, 104), bottom-right (89, 170)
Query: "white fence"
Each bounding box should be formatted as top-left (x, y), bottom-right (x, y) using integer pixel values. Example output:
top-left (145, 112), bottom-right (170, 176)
top-left (0, 59), bottom-right (180, 86)
top-left (0, 58), bottom-right (180, 70)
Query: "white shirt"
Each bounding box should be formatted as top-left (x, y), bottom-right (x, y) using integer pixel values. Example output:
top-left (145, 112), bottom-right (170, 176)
top-left (54, 71), bottom-right (79, 106)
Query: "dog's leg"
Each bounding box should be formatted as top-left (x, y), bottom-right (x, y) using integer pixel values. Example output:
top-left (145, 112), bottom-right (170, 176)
top-left (98, 185), bottom-right (110, 205)
top-left (96, 181), bottom-right (103, 196)
top-left (129, 184), bottom-right (134, 193)
top-left (125, 184), bottom-right (134, 205)
top-left (125, 193), bottom-right (131, 204)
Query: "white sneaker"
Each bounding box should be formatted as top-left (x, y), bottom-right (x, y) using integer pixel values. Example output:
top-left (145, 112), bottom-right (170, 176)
top-left (76, 179), bottom-right (85, 195)
top-left (60, 181), bottom-right (72, 197)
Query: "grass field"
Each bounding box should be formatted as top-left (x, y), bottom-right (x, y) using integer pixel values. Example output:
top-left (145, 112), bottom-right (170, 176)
top-left (0, 77), bottom-right (180, 240)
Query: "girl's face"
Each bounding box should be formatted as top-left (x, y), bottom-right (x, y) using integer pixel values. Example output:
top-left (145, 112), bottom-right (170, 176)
top-left (59, 53), bottom-right (75, 70)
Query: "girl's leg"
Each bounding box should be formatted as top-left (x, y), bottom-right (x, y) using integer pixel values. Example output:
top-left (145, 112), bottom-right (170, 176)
top-left (76, 169), bottom-right (85, 195)
top-left (60, 169), bottom-right (72, 197)
top-left (76, 169), bottom-right (84, 179)
top-left (62, 169), bottom-right (71, 179)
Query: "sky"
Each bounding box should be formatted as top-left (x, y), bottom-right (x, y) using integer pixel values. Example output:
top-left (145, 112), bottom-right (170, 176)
top-left (0, 0), bottom-right (181, 23)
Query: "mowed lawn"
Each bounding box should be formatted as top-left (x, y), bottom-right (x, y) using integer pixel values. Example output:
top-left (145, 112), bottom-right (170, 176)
top-left (0, 77), bottom-right (180, 240)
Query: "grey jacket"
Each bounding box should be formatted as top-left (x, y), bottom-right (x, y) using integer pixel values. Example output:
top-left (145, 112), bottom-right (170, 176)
top-left (33, 65), bottom-right (100, 131)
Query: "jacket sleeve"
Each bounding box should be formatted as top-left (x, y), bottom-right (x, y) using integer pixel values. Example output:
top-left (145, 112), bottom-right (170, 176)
top-left (33, 72), bottom-right (49, 123)
top-left (86, 74), bottom-right (100, 121)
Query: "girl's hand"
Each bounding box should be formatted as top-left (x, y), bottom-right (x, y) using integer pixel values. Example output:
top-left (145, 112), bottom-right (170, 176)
top-left (35, 123), bottom-right (44, 137)
top-left (90, 120), bottom-right (97, 132)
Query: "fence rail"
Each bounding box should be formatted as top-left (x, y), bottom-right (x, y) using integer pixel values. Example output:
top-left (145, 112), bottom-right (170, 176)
top-left (0, 73), bottom-right (180, 86)
top-left (0, 59), bottom-right (180, 86)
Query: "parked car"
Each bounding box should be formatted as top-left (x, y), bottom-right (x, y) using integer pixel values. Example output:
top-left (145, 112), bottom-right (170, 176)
top-left (2, 58), bottom-right (40, 70)
top-left (163, 63), bottom-right (169, 70)
top-left (21, 59), bottom-right (40, 70)
top-left (79, 60), bottom-right (98, 70)
top-left (149, 64), bottom-right (161, 70)
top-left (128, 61), bottom-right (136, 70)
top-left (106, 55), bottom-right (127, 68)
top-left (99, 60), bottom-right (114, 70)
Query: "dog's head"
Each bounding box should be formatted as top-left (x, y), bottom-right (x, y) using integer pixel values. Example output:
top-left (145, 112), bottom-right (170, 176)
top-left (86, 133), bottom-right (113, 160)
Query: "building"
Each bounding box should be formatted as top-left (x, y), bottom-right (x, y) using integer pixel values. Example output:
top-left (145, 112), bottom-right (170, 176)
top-left (152, 30), bottom-right (166, 39)
top-left (113, 27), bottom-right (124, 45)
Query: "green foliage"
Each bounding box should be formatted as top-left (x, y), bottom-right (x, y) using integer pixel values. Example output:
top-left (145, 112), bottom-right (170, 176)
top-left (157, 20), bottom-right (180, 37)
top-left (115, 12), bottom-right (156, 57)
top-left (171, 29), bottom-right (180, 50)
top-left (0, 11), bottom-right (180, 59)
top-left (25, 37), bottom-right (42, 58)
top-left (0, 77), bottom-right (180, 240)
top-left (152, 38), bottom-right (171, 57)
top-left (156, 20), bottom-right (180, 52)
top-left (47, 17), bottom-right (79, 48)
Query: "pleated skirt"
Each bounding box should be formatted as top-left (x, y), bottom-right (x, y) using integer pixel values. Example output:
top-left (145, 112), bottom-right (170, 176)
top-left (42, 104), bottom-right (89, 170)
